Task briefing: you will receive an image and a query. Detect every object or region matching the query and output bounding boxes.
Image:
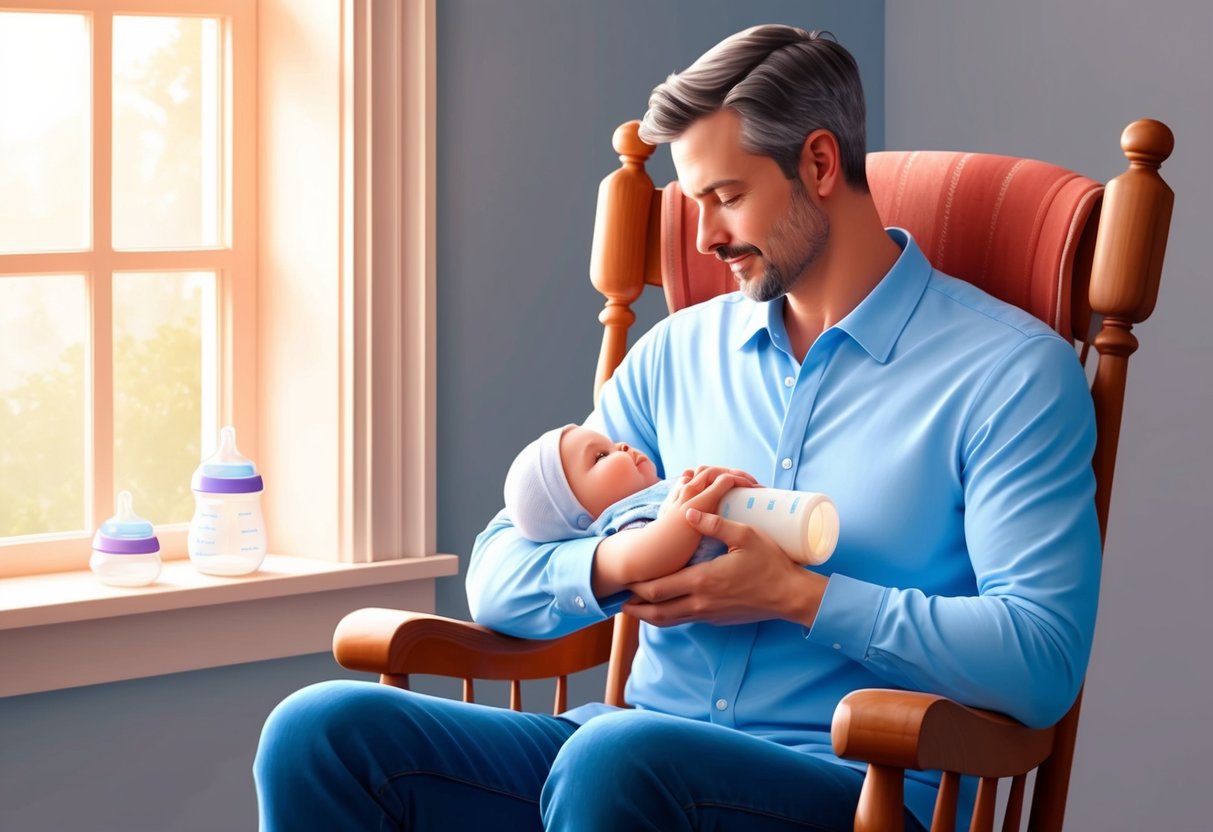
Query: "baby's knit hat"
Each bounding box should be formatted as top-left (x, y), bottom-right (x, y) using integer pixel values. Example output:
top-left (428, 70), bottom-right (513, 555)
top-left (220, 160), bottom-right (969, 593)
top-left (503, 425), bottom-right (594, 542)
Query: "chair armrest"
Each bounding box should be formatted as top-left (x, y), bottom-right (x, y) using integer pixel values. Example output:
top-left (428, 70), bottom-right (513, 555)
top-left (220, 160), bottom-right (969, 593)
top-left (332, 608), bottom-right (615, 681)
top-left (831, 689), bottom-right (1056, 778)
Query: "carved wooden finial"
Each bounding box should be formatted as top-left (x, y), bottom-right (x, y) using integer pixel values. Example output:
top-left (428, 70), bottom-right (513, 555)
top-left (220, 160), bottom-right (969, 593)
top-left (613, 120), bottom-right (656, 165)
top-left (1121, 119), bottom-right (1174, 168)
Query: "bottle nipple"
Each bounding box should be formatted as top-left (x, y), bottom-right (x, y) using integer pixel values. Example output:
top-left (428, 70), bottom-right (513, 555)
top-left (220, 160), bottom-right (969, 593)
top-left (99, 490), bottom-right (155, 540)
top-left (201, 426), bottom-right (256, 477)
top-left (191, 425), bottom-right (264, 494)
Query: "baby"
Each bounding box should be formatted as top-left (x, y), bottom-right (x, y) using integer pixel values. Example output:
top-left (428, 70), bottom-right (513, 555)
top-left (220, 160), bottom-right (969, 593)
top-left (503, 423), bottom-right (760, 586)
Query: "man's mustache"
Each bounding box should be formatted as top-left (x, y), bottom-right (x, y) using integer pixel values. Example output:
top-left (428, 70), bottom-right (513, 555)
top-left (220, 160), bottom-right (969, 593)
top-left (715, 244), bottom-right (762, 261)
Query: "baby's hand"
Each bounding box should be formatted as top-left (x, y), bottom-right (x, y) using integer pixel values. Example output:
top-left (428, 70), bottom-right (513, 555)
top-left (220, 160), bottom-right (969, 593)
top-left (666, 466), bottom-right (758, 516)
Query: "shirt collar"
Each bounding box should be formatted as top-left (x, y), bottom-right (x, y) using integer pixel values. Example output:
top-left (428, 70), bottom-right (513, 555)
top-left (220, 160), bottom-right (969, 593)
top-left (731, 228), bottom-right (932, 364)
top-left (834, 228), bottom-right (930, 363)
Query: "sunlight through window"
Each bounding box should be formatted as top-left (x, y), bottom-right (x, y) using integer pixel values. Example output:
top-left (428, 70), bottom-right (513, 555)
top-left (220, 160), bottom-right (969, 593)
top-left (0, 13), bottom-right (90, 253)
top-left (0, 8), bottom-right (236, 555)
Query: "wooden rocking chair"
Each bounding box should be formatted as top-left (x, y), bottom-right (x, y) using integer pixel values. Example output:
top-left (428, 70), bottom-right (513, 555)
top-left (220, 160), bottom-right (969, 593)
top-left (334, 117), bottom-right (1174, 831)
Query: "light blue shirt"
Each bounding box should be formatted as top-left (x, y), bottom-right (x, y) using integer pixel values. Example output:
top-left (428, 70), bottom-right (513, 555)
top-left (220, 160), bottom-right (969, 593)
top-left (467, 229), bottom-right (1101, 828)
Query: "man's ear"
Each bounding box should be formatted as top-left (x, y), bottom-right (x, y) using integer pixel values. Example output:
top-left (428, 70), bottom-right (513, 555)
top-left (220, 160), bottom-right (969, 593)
top-left (798, 129), bottom-right (841, 198)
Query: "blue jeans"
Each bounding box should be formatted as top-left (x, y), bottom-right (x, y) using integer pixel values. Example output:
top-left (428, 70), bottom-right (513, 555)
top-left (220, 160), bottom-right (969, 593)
top-left (254, 680), bottom-right (927, 831)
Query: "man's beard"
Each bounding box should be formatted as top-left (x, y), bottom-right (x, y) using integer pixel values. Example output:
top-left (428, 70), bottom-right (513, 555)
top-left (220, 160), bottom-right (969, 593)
top-left (716, 181), bottom-right (830, 303)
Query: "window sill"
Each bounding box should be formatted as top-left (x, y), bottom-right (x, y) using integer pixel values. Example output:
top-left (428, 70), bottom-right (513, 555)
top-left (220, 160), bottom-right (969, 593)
top-left (1, 553), bottom-right (460, 697)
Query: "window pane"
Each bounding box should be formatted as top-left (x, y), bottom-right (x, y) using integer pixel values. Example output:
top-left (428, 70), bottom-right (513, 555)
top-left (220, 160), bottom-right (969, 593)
top-left (0, 13), bottom-right (90, 254)
top-left (113, 272), bottom-right (217, 525)
top-left (113, 16), bottom-right (221, 250)
top-left (0, 276), bottom-right (87, 536)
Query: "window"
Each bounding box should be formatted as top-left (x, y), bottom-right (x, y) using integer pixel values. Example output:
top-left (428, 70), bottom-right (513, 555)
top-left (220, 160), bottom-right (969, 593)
top-left (0, 0), bottom-right (446, 695)
top-left (0, 0), bottom-right (255, 577)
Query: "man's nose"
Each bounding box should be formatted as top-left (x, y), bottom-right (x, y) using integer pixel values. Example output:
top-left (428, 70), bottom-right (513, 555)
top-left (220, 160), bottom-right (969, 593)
top-left (695, 207), bottom-right (727, 255)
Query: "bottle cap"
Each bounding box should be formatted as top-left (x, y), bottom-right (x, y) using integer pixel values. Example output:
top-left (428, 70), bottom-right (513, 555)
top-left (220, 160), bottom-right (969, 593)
top-left (191, 426), bottom-right (264, 493)
top-left (92, 491), bottom-right (160, 554)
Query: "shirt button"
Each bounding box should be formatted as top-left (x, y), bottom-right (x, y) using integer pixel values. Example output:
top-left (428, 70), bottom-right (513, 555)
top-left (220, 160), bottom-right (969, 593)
top-left (715, 698), bottom-right (728, 711)
top-left (574, 596), bottom-right (586, 609)
top-left (833, 643), bottom-right (842, 650)
top-left (783, 376), bottom-right (795, 388)
top-left (781, 458), bottom-right (792, 470)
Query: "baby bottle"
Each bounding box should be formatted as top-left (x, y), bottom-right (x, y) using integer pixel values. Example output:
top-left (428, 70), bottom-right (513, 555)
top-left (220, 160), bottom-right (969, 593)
top-left (717, 487), bottom-right (839, 565)
top-left (188, 426), bottom-right (267, 576)
top-left (91, 491), bottom-right (161, 587)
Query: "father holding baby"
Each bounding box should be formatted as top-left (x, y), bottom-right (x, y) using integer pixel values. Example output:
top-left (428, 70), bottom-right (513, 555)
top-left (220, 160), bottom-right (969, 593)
top-left (255, 24), bottom-right (1100, 832)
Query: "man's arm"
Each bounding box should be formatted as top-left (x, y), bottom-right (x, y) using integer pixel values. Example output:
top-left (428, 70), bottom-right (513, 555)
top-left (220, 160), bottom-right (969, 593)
top-left (467, 510), bottom-right (613, 639)
top-left (468, 322), bottom-right (669, 638)
top-left (625, 509), bottom-right (829, 627)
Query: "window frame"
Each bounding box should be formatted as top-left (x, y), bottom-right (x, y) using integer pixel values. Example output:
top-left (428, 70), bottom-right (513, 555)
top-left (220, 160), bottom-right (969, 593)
top-left (1, 0), bottom-right (438, 578)
top-left (0, 0), bottom-right (449, 697)
top-left (0, 0), bottom-right (257, 577)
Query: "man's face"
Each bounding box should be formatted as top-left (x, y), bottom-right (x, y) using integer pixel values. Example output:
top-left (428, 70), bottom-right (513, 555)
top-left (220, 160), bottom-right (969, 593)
top-left (671, 109), bottom-right (829, 302)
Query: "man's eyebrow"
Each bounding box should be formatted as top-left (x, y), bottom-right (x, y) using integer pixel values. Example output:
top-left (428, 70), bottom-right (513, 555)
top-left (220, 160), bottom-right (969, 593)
top-left (694, 179), bottom-right (742, 198)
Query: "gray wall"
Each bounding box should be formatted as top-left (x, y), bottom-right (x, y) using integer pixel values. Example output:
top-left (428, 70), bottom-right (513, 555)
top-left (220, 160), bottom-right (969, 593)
top-left (885, 2), bottom-right (1212, 830)
top-left (0, 653), bottom-right (365, 831)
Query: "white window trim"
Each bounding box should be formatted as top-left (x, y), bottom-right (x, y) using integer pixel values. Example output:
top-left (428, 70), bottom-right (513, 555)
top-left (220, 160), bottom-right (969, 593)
top-left (2, 0), bottom-right (454, 697)
top-left (345, 0), bottom-right (438, 563)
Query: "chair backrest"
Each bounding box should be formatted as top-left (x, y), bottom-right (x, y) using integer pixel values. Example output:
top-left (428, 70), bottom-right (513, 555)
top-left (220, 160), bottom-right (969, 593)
top-left (589, 118), bottom-right (1173, 830)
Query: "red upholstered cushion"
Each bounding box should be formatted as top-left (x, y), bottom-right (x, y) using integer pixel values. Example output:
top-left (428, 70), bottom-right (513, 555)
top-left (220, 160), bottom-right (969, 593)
top-left (866, 151), bottom-right (1102, 341)
top-left (659, 152), bottom-right (1103, 341)
top-left (660, 180), bottom-right (734, 314)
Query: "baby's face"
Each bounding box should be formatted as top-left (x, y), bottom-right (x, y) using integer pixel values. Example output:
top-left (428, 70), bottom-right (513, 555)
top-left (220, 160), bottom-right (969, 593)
top-left (560, 426), bottom-right (660, 518)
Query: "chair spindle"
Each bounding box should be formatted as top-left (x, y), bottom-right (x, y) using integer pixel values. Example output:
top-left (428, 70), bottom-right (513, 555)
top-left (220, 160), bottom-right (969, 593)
top-left (510, 679), bottom-right (523, 711)
top-left (554, 675), bottom-right (568, 714)
top-left (589, 122), bottom-right (656, 404)
top-left (381, 673), bottom-right (410, 690)
top-left (462, 678), bottom-right (475, 703)
top-left (930, 771), bottom-right (960, 832)
top-left (969, 777), bottom-right (998, 831)
top-left (1001, 773), bottom-right (1026, 831)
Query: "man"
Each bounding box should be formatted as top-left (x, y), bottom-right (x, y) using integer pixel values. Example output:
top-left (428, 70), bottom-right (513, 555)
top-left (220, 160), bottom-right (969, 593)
top-left (255, 25), bottom-right (1100, 831)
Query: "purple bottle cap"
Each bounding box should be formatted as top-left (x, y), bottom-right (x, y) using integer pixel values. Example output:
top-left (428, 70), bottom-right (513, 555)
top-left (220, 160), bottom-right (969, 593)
top-left (192, 473), bottom-right (264, 494)
top-left (92, 531), bottom-right (161, 554)
top-left (93, 491), bottom-right (160, 554)
top-left (191, 426), bottom-right (263, 494)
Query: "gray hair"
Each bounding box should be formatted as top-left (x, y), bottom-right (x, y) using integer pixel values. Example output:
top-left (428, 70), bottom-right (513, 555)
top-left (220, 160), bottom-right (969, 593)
top-left (639, 25), bottom-right (868, 191)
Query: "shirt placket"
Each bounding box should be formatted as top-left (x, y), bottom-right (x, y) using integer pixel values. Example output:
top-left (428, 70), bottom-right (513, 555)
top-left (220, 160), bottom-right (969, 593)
top-left (772, 331), bottom-right (836, 488)
top-left (707, 623), bottom-right (758, 728)
top-left (706, 330), bottom-right (837, 728)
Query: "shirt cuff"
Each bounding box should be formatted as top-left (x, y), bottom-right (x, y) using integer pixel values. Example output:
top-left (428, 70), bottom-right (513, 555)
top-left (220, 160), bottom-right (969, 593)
top-left (547, 536), bottom-right (618, 619)
top-left (805, 573), bottom-right (888, 662)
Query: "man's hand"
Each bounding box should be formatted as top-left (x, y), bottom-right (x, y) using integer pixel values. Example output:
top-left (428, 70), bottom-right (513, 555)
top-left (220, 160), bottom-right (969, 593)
top-left (623, 507), bottom-right (828, 628)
